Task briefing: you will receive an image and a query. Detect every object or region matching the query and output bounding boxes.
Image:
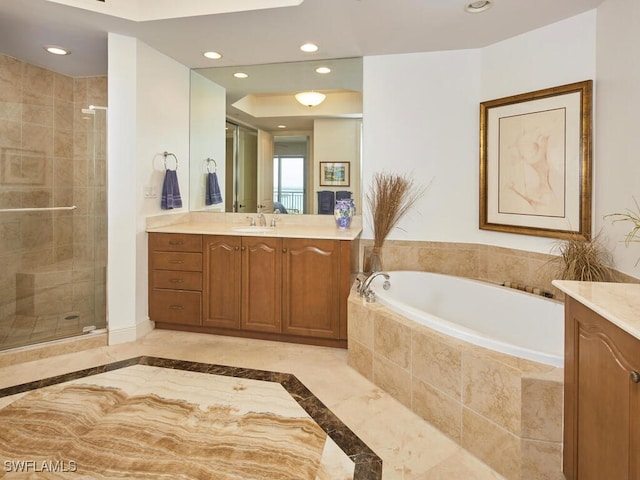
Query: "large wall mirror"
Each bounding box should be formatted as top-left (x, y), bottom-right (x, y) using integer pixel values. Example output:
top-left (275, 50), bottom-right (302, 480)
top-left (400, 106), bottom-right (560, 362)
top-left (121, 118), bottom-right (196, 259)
top-left (189, 58), bottom-right (363, 215)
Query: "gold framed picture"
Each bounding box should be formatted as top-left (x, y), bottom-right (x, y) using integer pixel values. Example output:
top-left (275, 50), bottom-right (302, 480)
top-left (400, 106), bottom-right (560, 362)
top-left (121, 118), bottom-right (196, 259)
top-left (479, 80), bottom-right (593, 239)
top-left (319, 162), bottom-right (350, 187)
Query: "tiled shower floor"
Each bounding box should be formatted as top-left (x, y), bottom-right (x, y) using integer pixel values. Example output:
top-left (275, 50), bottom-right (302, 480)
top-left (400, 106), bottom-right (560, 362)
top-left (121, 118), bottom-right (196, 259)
top-left (0, 313), bottom-right (97, 351)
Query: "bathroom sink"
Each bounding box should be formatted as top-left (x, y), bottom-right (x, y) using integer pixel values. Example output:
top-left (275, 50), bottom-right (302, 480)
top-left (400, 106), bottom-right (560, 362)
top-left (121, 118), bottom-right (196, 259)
top-left (231, 226), bottom-right (274, 233)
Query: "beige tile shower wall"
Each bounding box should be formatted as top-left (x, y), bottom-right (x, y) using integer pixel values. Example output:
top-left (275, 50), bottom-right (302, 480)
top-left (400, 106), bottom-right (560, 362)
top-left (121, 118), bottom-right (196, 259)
top-left (0, 53), bottom-right (107, 323)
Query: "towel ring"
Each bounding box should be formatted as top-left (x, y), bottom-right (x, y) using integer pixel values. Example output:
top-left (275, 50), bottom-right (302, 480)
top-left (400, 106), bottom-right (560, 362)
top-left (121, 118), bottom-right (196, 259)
top-left (163, 151), bottom-right (178, 171)
top-left (205, 157), bottom-right (217, 174)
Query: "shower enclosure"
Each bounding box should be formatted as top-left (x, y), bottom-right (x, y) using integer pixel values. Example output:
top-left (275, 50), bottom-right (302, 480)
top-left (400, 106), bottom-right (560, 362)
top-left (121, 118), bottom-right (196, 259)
top-left (0, 54), bottom-right (107, 351)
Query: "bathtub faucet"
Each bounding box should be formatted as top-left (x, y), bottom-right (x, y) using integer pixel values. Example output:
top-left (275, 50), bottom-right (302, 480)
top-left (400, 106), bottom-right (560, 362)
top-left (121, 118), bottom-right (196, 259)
top-left (359, 271), bottom-right (390, 302)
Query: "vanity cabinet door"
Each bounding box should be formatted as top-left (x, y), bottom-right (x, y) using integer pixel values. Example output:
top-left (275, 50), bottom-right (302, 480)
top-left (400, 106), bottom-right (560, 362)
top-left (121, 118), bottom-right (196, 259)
top-left (281, 238), bottom-right (341, 338)
top-left (203, 235), bottom-right (241, 329)
top-left (241, 236), bottom-right (282, 333)
top-left (564, 297), bottom-right (640, 480)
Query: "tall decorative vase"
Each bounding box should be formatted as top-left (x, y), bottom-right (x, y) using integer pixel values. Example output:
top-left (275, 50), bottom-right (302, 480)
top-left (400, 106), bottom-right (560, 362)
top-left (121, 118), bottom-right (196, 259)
top-left (363, 246), bottom-right (383, 274)
top-left (334, 198), bottom-right (354, 229)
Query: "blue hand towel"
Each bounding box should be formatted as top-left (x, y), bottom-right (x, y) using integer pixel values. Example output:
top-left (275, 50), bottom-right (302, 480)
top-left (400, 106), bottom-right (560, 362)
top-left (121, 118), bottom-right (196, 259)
top-left (161, 169), bottom-right (182, 209)
top-left (205, 172), bottom-right (223, 205)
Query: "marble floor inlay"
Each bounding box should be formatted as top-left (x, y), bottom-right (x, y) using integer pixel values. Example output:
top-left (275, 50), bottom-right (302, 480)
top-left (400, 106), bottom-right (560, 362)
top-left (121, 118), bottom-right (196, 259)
top-left (0, 357), bottom-right (381, 479)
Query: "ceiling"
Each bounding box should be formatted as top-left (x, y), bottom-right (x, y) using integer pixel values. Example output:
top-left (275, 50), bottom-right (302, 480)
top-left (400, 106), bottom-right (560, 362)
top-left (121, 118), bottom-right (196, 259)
top-left (0, 0), bottom-right (604, 130)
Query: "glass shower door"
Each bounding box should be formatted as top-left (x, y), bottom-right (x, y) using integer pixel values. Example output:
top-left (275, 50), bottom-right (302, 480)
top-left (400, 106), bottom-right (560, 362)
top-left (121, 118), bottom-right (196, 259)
top-left (0, 89), bottom-right (107, 351)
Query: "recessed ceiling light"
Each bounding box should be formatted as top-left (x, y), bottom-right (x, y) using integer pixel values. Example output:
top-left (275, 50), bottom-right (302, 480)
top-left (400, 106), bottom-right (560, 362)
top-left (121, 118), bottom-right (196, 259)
top-left (315, 66), bottom-right (331, 74)
top-left (233, 72), bottom-right (248, 79)
top-left (44, 45), bottom-right (70, 55)
top-left (277, 125), bottom-right (287, 129)
top-left (464, 0), bottom-right (493, 13)
top-left (300, 43), bottom-right (319, 53)
top-left (203, 51), bottom-right (222, 59)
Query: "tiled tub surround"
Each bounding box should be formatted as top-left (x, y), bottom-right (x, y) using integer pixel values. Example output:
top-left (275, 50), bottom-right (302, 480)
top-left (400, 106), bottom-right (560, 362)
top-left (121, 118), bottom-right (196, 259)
top-left (359, 239), bottom-right (640, 299)
top-left (348, 289), bottom-right (564, 480)
top-left (0, 53), bottom-right (107, 349)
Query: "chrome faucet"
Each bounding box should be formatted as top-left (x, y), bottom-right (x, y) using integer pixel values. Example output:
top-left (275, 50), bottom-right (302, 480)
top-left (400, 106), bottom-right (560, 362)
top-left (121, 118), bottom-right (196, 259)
top-left (256, 213), bottom-right (267, 227)
top-left (359, 271), bottom-right (390, 302)
top-left (270, 212), bottom-right (280, 227)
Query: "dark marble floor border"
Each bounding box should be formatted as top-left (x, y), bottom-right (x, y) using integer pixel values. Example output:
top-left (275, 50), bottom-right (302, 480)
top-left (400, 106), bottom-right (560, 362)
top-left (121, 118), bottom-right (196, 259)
top-left (0, 356), bottom-right (382, 479)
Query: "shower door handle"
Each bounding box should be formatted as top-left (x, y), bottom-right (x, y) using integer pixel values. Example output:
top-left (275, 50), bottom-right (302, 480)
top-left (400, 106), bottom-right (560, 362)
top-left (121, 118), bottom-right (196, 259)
top-left (0, 205), bottom-right (77, 213)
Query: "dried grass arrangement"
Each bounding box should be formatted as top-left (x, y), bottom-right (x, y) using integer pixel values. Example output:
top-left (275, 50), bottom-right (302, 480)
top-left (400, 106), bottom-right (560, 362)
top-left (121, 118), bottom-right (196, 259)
top-left (605, 197), bottom-right (640, 265)
top-left (364, 172), bottom-right (426, 272)
top-left (552, 232), bottom-right (615, 282)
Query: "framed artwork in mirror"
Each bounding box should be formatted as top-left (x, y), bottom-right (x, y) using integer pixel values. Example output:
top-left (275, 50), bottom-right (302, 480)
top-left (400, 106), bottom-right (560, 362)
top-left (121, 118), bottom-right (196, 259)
top-left (320, 161), bottom-right (350, 187)
top-left (479, 80), bottom-right (593, 240)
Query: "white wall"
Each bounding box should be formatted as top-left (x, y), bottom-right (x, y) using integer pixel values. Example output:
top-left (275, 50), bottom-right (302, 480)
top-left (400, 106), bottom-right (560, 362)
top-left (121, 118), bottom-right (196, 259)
top-left (362, 49), bottom-right (483, 241)
top-left (107, 33), bottom-right (138, 344)
top-left (107, 33), bottom-right (191, 344)
top-left (189, 71), bottom-right (227, 211)
top-left (596, 0), bottom-right (640, 277)
top-left (313, 118), bottom-right (362, 214)
top-left (362, 11), bottom-right (597, 256)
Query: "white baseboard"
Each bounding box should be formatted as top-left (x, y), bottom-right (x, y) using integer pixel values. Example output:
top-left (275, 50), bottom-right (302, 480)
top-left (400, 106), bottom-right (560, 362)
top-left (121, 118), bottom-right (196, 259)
top-left (108, 318), bottom-right (155, 345)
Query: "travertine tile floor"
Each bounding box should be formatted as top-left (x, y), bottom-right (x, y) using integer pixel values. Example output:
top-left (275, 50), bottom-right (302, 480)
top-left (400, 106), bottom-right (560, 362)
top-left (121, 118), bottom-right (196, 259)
top-left (0, 330), bottom-right (506, 480)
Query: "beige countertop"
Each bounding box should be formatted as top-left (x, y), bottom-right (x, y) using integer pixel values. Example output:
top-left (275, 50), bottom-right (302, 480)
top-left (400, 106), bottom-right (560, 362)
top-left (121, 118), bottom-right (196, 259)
top-left (553, 280), bottom-right (640, 341)
top-left (146, 212), bottom-right (363, 241)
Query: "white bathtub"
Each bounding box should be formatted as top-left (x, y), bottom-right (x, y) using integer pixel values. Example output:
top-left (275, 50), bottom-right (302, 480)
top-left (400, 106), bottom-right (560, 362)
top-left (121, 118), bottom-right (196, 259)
top-left (370, 271), bottom-right (564, 367)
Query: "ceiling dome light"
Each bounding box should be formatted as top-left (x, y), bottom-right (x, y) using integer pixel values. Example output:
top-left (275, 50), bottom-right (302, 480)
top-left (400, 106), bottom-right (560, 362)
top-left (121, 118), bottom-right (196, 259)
top-left (464, 0), bottom-right (493, 13)
top-left (203, 51), bottom-right (222, 59)
top-left (233, 72), bottom-right (248, 79)
top-left (315, 66), bottom-right (331, 74)
top-left (44, 45), bottom-right (70, 55)
top-left (294, 91), bottom-right (326, 107)
top-left (300, 43), bottom-right (319, 53)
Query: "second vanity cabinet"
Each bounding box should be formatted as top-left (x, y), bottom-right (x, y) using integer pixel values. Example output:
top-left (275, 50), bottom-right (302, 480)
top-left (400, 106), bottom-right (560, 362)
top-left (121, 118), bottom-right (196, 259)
top-left (563, 295), bottom-right (640, 480)
top-left (149, 232), bottom-right (352, 347)
top-left (203, 235), bottom-right (282, 333)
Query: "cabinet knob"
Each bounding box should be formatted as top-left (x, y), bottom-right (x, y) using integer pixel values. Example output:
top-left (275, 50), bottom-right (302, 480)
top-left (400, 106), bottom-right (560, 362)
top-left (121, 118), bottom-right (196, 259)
top-left (241, 246), bottom-right (246, 251)
top-left (169, 260), bottom-right (184, 265)
top-left (631, 371), bottom-right (640, 384)
top-left (234, 246), bottom-right (240, 251)
top-left (169, 278), bottom-right (184, 284)
top-left (282, 248), bottom-right (287, 253)
top-left (169, 305), bottom-right (184, 310)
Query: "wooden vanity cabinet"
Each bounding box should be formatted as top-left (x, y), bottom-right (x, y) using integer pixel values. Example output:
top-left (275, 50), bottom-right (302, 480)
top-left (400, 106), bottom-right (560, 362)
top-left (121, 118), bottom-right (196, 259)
top-left (202, 235), bottom-right (242, 329)
top-left (563, 296), bottom-right (640, 480)
top-left (282, 238), bottom-right (346, 339)
top-left (150, 232), bottom-right (351, 347)
top-left (203, 235), bottom-right (282, 333)
top-left (148, 233), bottom-right (203, 326)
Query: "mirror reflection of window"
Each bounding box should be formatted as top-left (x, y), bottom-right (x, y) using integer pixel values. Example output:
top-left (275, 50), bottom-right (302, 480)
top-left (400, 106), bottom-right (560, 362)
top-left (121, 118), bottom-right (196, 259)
top-left (273, 156), bottom-right (305, 214)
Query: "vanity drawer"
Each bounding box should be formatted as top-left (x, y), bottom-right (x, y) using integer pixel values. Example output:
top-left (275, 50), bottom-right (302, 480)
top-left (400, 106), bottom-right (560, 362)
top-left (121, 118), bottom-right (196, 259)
top-left (149, 289), bottom-right (202, 325)
top-left (152, 252), bottom-right (202, 272)
top-left (149, 233), bottom-right (202, 252)
top-left (152, 270), bottom-right (202, 291)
